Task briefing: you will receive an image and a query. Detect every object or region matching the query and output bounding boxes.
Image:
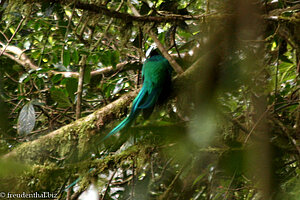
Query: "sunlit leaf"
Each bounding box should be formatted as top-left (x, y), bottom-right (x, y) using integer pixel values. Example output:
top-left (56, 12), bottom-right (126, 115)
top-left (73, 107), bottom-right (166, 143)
top-left (19, 73), bottom-right (29, 83)
top-left (112, 78), bottom-right (124, 95)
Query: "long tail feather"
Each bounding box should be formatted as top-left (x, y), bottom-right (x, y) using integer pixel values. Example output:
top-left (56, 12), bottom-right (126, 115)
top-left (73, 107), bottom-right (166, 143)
top-left (101, 116), bottom-right (132, 141)
top-left (131, 86), bottom-right (146, 114)
top-left (102, 87), bottom-right (147, 141)
top-left (138, 88), bottom-right (159, 109)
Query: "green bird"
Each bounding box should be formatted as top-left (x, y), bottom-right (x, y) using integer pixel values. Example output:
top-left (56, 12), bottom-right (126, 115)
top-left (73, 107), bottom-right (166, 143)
top-left (65, 50), bottom-right (172, 191)
top-left (102, 49), bottom-right (172, 140)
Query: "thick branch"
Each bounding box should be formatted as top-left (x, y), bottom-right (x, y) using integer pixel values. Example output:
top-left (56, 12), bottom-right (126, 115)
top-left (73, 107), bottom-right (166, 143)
top-left (148, 30), bottom-right (184, 74)
top-left (22, 0), bottom-right (215, 23)
top-left (0, 42), bottom-right (38, 70)
top-left (3, 90), bottom-right (138, 163)
top-left (75, 2), bottom-right (212, 23)
top-left (2, 56), bottom-right (200, 163)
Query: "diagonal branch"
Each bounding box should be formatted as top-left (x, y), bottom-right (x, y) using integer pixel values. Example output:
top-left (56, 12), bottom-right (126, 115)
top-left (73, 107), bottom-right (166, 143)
top-left (127, 1), bottom-right (184, 74)
top-left (148, 30), bottom-right (184, 74)
top-left (3, 90), bottom-right (139, 162)
top-left (0, 42), bottom-right (142, 77)
top-left (0, 43), bottom-right (38, 70)
top-left (75, 1), bottom-right (213, 23)
top-left (2, 54), bottom-right (202, 163)
top-left (0, 16), bottom-right (25, 56)
top-left (23, 0), bottom-right (215, 23)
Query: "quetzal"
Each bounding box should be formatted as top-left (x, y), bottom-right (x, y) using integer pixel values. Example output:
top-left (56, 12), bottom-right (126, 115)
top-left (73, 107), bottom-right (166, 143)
top-left (65, 50), bottom-right (172, 192)
top-left (102, 49), bottom-right (172, 140)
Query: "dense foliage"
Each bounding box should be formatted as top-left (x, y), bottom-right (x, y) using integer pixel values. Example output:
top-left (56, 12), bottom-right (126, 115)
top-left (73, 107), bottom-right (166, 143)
top-left (0, 0), bottom-right (299, 199)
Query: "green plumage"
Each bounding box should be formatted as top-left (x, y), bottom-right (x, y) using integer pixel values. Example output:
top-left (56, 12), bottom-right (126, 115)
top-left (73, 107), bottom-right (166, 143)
top-left (102, 52), bottom-right (172, 140)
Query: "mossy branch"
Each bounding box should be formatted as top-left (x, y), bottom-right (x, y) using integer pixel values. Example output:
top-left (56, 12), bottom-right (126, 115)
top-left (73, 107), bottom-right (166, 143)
top-left (2, 54), bottom-right (203, 163)
top-left (3, 90), bottom-right (138, 163)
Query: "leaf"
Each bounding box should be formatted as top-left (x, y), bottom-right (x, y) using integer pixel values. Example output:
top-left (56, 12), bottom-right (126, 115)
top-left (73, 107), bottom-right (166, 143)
top-left (19, 73), bottom-right (30, 83)
top-left (279, 55), bottom-right (293, 64)
top-left (18, 101), bottom-right (36, 135)
top-left (88, 54), bottom-right (99, 64)
top-left (58, 21), bottom-right (68, 36)
top-left (51, 52), bottom-right (58, 63)
top-left (111, 51), bottom-right (120, 68)
top-left (193, 173), bottom-right (206, 186)
top-left (63, 50), bottom-right (71, 67)
top-left (23, 40), bottom-right (31, 49)
top-left (9, 12), bottom-right (22, 18)
top-left (84, 66), bottom-right (91, 84)
top-left (279, 62), bottom-right (295, 82)
top-left (54, 63), bottom-right (67, 71)
top-left (51, 74), bottom-right (63, 83)
top-left (31, 50), bottom-right (41, 59)
top-left (33, 21), bottom-right (41, 31)
top-left (112, 78), bottom-right (124, 95)
top-left (100, 51), bottom-right (111, 66)
top-left (65, 78), bottom-right (78, 103)
top-left (50, 87), bottom-right (72, 108)
top-left (35, 77), bottom-right (45, 89)
top-left (100, 50), bottom-right (120, 68)
top-left (37, 67), bottom-right (52, 73)
top-left (31, 99), bottom-right (45, 106)
top-left (43, 2), bottom-right (55, 17)
top-left (73, 49), bottom-right (79, 64)
top-left (48, 36), bottom-right (53, 45)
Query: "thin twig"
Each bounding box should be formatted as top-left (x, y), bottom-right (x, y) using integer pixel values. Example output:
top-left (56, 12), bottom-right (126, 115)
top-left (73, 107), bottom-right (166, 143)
top-left (223, 170), bottom-right (236, 200)
top-left (76, 55), bottom-right (87, 119)
top-left (91, 0), bottom-right (124, 52)
top-left (273, 117), bottom-right (300, 156)
top-left (101, 169), bottom-right (117, 200)
top-left (244, 105), bottom-right (272, 144)
top-left (148, 30), bottom-right (184, 74)
top-left (0, 16), bottom-right (25, 56)
top-left (127, 0), bottom-right (184, 74)
top-left (158, 161), bottom-right (189, 200)
top-left (0, 30), bottom-right (9, 41)
top-left (76, 1), bottom-right (217, 23)
top-left (62, 1), bottom-right (76, 59)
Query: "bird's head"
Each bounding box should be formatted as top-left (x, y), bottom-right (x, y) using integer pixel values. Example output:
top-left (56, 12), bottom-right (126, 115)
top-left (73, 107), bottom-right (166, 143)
top-left (149, 49), bottom-right (160, 58)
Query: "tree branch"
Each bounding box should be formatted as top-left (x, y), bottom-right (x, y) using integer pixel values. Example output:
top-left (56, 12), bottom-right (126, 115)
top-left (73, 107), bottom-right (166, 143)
top-left (0, 42), bottom-right (142, 77)
top-left (75, 1), bottom-right (213, 23)
top-left (0, 16), bottom-right (25, 56)
top-left (127, 1), bottom-right (184, 74)
top-left (3, 90), bottom-right (139, 163)
top-left (148, 30), bottom-right (184, 74)
top-left (2, 55), bottom-right (201, 163)
top-left (76, 55), bottom-right (87, 119)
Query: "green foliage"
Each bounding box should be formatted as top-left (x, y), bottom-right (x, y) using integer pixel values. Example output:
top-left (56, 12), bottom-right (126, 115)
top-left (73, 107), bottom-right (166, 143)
top-left (50, 87), bottom-right (72, 108)
top-left (0, 0), bottom-right (299, 199)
